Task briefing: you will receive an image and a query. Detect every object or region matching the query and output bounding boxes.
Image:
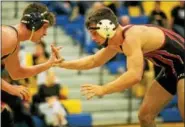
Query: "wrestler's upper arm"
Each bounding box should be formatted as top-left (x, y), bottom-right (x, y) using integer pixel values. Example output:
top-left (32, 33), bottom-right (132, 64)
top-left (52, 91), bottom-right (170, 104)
top-left (4, 46), bottom-right (21, 78)
top-left (2, 30), bottom-right (18, 55)
top-left (122, 30), bottom-right (144, 80)
top-left (93, 47), bottom-right (117, 66)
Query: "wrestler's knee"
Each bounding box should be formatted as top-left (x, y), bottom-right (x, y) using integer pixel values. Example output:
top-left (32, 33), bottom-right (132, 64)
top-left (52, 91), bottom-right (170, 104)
top-left (138, 106), bottom-right (155, 124)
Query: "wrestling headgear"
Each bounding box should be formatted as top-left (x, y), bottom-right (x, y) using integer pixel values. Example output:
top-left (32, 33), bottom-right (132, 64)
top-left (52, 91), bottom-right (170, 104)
top-left (96, 19), bottom-right (116, 38)
top-left (21, 11), bottom-right (49, 31)
top-left (88, 19), bottom-right (117, 47)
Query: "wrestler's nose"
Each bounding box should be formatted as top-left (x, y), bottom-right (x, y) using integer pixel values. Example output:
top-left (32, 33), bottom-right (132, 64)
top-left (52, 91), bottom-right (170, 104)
top-left (91, 35), bottom-right (96, 41)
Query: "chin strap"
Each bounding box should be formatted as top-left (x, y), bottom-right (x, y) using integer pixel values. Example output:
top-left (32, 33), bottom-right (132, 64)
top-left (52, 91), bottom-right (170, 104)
top-left (29, 28), bottom-right (35, 41)
top-left (101, 37), bottom-right (109, 48)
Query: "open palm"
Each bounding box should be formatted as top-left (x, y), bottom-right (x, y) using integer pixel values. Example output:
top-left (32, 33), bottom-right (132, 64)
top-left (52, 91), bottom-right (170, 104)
top-left (81, 84), bottom-right (104, 100)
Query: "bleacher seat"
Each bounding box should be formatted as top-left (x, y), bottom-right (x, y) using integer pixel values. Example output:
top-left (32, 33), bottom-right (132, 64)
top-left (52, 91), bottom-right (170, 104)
top-left (128, 6), bottom-right (141, 17)
top-left (56, 15), bottom-right (69, 27)
top-left (84, 41), bottom-right (99, 54)
top-left (67, 113), bottom-right (92, 127)
top-left (57, 15), bottom-right (85, 46)
top-left (60, 86), bottom-right (69, 99)
top-left (130, 16), bottom-right (149, 24)
top-left (106, 61), bottom-right (126, 74)
top-left (32, 116), bottom-right (44, 127)
top-left (25, 53), bottom-right (33, 66)
top-left (117, 6), bottom-right (129, 16)
top-left (164, 95), bottom-right (178, 109)
top-left (142, 1), bottom-right (155, 16)
top-left (116, 53), bottom-right (126, 61)
top-left (159, 95), bottom-right (182, 122)
top-left (160, 108), bottom-right (182, 122)
top-left (61, 99), bottom-right (82, 114)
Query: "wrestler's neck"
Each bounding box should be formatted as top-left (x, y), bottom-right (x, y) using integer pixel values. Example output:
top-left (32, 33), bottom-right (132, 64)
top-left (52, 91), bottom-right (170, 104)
top-left (108, 25), bottom-right (124, 46)
top-left (14, 23), bottom-right (33, 42)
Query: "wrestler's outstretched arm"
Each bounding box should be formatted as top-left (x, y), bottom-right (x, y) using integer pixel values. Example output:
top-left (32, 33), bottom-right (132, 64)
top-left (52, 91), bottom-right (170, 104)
top-left (81, 33), bottom-right (144, 99)
top-left (4, 45), bottom-right (62, 80)
top-left (57, 46), bottom-right (117, 70)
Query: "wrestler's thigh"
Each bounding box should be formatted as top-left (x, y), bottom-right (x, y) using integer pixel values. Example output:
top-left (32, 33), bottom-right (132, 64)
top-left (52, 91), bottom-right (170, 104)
top-left (139, 80), bottom-right (173, 117)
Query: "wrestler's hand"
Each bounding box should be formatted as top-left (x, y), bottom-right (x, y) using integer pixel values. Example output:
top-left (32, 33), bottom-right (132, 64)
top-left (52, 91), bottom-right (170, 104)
top-left (48, 45), bottom-right (64, 66)
top-left (81, 84), bottom-right (105, 100)
top-left (10, 85), bottom-right (30, 101)
top-left (51, 44), bottom-right (63, 60)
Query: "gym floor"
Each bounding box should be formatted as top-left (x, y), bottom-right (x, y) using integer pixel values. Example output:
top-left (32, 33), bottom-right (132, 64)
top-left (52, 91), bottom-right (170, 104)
top-left (95, 122), bottom-right (184, 127)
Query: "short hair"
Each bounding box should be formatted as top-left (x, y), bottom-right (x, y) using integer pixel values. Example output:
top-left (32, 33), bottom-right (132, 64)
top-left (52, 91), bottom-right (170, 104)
top-left (21, 3), bottom-right (55, 26)
top-left (85, 7), bottom-right (118, 29)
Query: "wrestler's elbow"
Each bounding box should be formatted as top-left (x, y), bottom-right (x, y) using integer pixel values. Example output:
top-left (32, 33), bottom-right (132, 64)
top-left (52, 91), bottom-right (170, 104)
top-left (134, 75), bottom-right (142, 83)
top-left (130, 70), bottom-right (142, 83)
top-left (91, 56), bottom-right (100, 68)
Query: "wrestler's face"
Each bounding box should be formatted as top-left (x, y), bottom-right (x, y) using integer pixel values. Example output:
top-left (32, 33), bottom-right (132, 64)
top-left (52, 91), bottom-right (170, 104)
top-left (31, 23), bottom-right (49, 43)
top-left (88, 24), bottom-right (106, 45)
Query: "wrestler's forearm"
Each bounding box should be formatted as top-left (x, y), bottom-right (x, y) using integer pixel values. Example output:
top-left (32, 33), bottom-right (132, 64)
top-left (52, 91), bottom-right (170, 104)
top-left (1, 79), bottom-right (13, 93)
top-left (59, 55), bottom-right (97, 70)
top-left (102, 70), bottom-right (141, 95)
top-left (12, 61), bottom-right (52, 80)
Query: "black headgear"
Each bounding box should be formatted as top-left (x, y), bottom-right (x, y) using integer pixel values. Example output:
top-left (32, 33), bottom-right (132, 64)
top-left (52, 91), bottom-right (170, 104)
top-left (21, 11), bottom-right (49, 31)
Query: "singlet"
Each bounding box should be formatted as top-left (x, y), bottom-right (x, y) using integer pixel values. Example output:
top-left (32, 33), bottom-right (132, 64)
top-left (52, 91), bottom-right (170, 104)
top-left (121, 24), bottom-right (185, 75)
top-left (1, 25), bottom-right (18, 60)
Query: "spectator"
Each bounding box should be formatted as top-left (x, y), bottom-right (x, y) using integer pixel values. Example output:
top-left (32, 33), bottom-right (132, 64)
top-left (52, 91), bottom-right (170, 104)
top-left (46, 1), bottom-right (74, 16)
top-left (103, 1), bottom-right (118, 16)
top-left (33, 40), bottom-right (49, 65)
top-left (120, 15), bottom-right (130, 26)
top-left (33, 40), bottom-right (50, 85)
top-left (76, 1), bottom-right (93, 16)
top-left (35, 70), bottom-right (68, 127)
top-left (170, 1), bottom-right (185, 37)
top-left (149, 1), bottom-right (168, 28)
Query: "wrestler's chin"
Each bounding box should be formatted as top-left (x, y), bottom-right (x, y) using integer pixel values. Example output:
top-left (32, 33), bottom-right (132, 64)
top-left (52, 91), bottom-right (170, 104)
top-left (31, 39), bottom-right (40, 43)
top-left (96, 41), bottom-right (103, 45)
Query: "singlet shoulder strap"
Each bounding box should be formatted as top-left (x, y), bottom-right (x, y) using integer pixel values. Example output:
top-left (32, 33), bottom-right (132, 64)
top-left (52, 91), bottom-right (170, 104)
top-left (8, 25), bottom-right (18, 38)
top-left (120, 25), bottom-right (134, 51)
top-left (1, 25), bottom-right (18, 60)
top-left (8, 25), bottom-right (18, 54)
top-left (122, 25), bottom-right (134, 39)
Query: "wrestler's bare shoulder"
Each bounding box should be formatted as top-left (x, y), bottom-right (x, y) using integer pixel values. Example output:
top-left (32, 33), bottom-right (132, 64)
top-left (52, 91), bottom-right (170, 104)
top-left (126, 25), bottom-right (164, 38)
top-left (2, 26), bottom-right (18, 55)
top-left (125, 25), bottom-right (165, 53)
top-left (2, 26), bottom-right (17, 42)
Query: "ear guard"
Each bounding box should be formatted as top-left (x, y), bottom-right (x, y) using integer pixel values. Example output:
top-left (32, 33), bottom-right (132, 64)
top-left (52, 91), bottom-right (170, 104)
top-left (21, 11), bottom-right (49, 31)
top-left (96, 19), bottom-right (116, 38)
top-left (88, 19), bottom-right (117, 47)
top-left (88, 19), bottom-right (117, 39)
